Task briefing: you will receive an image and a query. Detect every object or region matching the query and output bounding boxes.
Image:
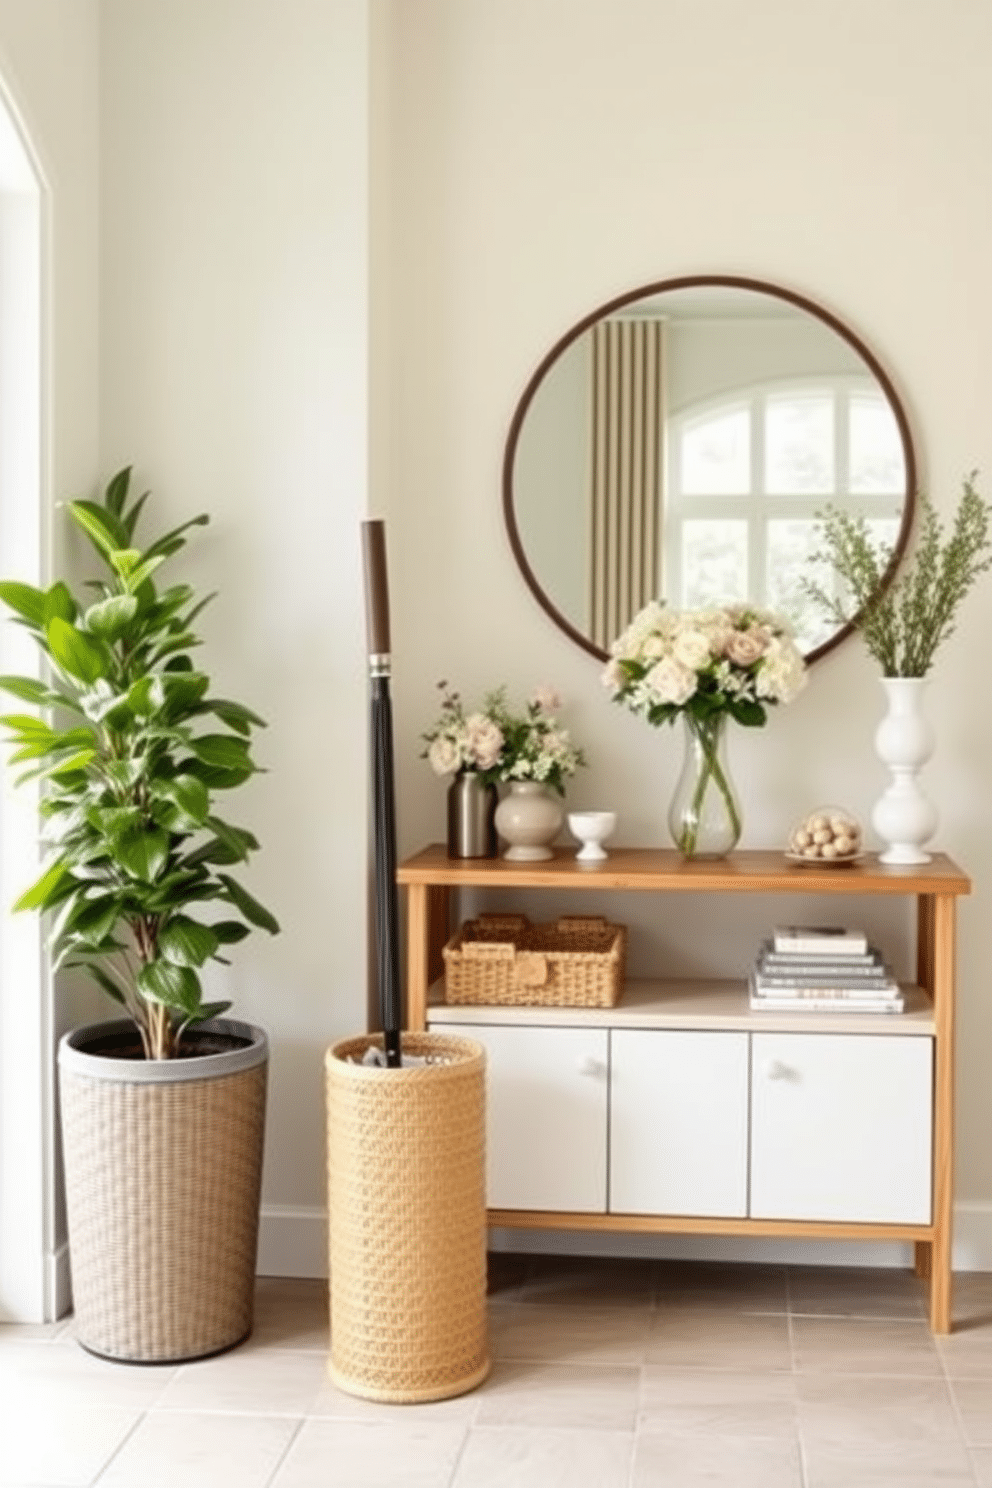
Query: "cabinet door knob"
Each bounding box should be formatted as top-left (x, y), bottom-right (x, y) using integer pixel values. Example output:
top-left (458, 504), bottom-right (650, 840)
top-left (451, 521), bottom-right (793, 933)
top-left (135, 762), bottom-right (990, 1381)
top-left (578, 1056), bottom-right (607, 1079)
top-left (764, 1058), bottom-right (795, 1081)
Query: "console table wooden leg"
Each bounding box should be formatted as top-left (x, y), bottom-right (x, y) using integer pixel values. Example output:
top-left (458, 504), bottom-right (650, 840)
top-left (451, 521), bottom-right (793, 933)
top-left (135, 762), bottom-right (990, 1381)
top-left (928, 892), bottom-right (956, 1334)
top-left (405, 882), bottom-right (429, 1031)
top-left (914, 1241), bottom-right (931, 1280)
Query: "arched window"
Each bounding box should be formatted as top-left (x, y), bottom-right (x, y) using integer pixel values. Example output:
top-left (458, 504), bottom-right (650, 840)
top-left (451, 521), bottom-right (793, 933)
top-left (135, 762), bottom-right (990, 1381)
top-left (666, 376), bottom-right (905, 650)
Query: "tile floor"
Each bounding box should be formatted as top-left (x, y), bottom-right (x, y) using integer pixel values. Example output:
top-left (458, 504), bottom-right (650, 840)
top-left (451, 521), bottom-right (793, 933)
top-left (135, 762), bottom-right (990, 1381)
top-left (1, 1255), bottom-right (991, 1487)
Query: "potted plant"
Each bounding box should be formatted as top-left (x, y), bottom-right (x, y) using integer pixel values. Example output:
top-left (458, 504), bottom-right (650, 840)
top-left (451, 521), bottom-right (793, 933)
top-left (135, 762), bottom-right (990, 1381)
top-left (803, 472), bottom-right (992, 861)
top-left (0, 466), bottom-right (279, 1362)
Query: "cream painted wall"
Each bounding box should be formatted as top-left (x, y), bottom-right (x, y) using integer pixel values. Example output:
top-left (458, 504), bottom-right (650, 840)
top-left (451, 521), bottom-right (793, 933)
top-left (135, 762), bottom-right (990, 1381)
top-left (383, 0), bottom-right (992, 1242)
top-left (99, 0), bottom-right (372, 1272)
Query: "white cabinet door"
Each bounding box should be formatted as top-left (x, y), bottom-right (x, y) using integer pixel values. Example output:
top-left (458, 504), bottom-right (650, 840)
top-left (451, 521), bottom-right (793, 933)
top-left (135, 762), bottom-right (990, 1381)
top-left (469, 1024), bottom-right (609, 1212)
top-left (750, 1033), bottom-right (933, 1224)
top-left (609, 1029), bottom-right (749, 1218)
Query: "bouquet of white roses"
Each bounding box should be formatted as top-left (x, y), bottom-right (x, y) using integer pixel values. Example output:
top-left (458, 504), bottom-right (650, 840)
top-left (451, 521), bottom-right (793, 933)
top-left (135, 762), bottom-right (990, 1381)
top-left (602, 601), bottom-right (806, 729)
top-left (488, 685), bottom-right (585, 796)
top-left (421, 683), bottom-right (505, 783)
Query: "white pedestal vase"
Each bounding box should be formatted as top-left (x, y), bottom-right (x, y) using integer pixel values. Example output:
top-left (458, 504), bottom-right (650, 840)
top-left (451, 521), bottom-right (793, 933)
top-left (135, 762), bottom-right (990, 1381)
top-left (494, 781), bottom-right (564, 860)
top-left (871, 677), bottom-right (938, 865)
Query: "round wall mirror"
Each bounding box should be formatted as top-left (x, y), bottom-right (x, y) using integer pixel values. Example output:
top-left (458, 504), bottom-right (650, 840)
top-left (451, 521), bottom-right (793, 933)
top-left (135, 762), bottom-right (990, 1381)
top-left (502, 275), bottom-right (916, 663)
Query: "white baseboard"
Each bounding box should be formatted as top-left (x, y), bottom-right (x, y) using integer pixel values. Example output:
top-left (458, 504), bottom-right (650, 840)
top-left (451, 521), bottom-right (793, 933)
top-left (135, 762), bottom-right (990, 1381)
top-left (256, 1201), bottom-right (992, 1280)
top-left (48, 1241), bottom-right (72, 1321)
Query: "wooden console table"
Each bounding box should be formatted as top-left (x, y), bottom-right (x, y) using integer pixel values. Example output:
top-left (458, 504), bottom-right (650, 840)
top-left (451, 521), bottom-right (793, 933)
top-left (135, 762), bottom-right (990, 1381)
top-left (397, 845), bottom-right (970, 1332)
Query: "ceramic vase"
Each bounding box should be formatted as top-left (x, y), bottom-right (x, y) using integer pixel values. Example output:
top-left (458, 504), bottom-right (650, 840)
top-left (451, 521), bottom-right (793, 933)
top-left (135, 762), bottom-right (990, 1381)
top-left (494, 781), bottom-right (564, 861)
top-left (871, 677), bottom-right (937, 864)
top-left (447, 772), bottom-right (498, 859)
top-left (668, 712), bottom-right (742, 858)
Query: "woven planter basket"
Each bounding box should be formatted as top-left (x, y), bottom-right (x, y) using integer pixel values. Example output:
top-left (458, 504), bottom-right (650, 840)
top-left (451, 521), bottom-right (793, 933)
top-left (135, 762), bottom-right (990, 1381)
top-left (58, 1017), bottom-right (268, 1364)
top-left (325, 1032), bottom-right (490, 1403)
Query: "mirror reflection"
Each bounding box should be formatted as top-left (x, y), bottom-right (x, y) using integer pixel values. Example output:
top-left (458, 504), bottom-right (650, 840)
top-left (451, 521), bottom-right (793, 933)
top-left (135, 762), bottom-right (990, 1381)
top-left (503, 278), bottom-right (915, 662)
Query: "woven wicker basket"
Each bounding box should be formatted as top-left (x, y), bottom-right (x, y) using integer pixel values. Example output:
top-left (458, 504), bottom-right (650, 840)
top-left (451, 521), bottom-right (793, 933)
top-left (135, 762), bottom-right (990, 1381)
top-left (58, 1018), bottom-right (268, 1364)
top-left (325, 1032), bottom-right (489, 1403)
top-left (443, 913), bottom-right (626, 1007)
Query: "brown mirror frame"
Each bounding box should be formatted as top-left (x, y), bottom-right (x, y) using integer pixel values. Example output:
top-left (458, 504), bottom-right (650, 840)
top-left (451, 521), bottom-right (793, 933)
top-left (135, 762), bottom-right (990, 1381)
top-left (502, 274), bottom-right (916, 665)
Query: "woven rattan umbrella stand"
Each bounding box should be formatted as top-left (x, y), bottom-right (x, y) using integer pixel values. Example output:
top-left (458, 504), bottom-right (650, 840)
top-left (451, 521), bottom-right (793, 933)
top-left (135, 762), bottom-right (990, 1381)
top-left (325, 1031), bottom-right (490, 1403)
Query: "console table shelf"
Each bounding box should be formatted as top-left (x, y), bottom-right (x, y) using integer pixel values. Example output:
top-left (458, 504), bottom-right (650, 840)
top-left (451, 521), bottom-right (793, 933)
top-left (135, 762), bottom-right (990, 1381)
top-left (397, 845), bottom-right (970, 1332)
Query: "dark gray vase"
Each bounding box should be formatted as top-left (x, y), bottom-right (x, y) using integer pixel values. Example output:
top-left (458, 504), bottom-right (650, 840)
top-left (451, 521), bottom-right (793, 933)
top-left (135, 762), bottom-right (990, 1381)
top-left (447, 772), bottom-right (498, 858)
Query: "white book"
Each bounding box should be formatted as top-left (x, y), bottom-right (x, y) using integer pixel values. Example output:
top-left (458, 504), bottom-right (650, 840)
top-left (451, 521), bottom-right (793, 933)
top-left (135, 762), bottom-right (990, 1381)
top-left (751, 980), bottom-right (902, 1000)
top-left (749, 993), bottom-right (905, 1014)
top-left (772, 924), bottom-right (868, 956)
top-left (753, 971), bottom-right (898, 993)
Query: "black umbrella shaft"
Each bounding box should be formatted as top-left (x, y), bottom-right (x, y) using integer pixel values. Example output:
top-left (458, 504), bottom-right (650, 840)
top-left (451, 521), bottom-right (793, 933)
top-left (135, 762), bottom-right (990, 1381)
top-left (370, 676), bottom-right (402, 1066)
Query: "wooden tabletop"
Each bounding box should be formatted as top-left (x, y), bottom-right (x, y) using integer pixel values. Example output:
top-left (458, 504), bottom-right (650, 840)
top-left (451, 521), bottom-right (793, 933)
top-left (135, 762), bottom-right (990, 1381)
top-left (397, 845), bottom-right (971, 897)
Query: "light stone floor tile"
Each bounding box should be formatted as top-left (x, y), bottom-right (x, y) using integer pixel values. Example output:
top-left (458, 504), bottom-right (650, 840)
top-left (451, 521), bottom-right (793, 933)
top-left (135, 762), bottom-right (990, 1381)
top-left (489, 1301), bottom-right (650, 1365)
top-left (631, 1431), bottom-right (804, 1487)
top-left (449, 1425), bottom-right (633, 1488)
top-left (645, 1306), bottom-right (792, 1370)
top-left (473, 1359), bottom-right (639, 1432)
top-left (519, 1255), bottom-right (658, 1309)
top-left (639, 1365), bottom-right (799, 1440)
top-left (787, 1265), bottom-right (928, 1320)
top-left (802, 1438), bottom-right (980, 1486)
top-left (271, 1418), bottom-right (466, 1488)
top-left (791, 1315), bottom-right (942, 1376)
top-left (972, 1446), bottom-right (992, 1486)
top-left (796, 1373), bottom-right (962, 1446)
top-left (154, 1348), bottom-right (327, 1417)
top-left (0, 1340), bottom-right (178, 1412)
top-left (248, 1278), bottom-right (329, 1353)
top-left (0, 1399), bottom-right (139, 1487)
top-left (656, 1260), bottom-right (789, 1313)
top-left (938, 1315), bottom-right (992, 1378)
top-left (94, 1411), bottom-right (301, 1488)
top-left (949, 1378), bottom-right (992, 1447)
top-left (310, 1370), bottom-right (484, 1424)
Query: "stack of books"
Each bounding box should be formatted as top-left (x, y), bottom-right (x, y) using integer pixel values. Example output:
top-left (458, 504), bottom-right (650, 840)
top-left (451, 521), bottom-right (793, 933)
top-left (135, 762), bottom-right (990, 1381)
top-left (749, 924), bottom-right (904, 1013)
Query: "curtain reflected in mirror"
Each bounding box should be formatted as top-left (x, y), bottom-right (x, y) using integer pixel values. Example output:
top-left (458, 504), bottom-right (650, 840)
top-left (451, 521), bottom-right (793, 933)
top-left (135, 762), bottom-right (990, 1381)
top-left (504, 278), bottom-right (915, 664)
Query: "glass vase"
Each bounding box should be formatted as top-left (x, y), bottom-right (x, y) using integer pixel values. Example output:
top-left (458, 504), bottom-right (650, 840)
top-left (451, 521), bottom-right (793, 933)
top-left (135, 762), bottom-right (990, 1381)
top-left (668, 713), bottom-right (742, 858)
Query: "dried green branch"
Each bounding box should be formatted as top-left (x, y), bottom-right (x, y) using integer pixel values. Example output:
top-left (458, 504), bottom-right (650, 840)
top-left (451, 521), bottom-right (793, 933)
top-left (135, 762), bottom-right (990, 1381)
top-left (801, 472), bottom-right (992, 676)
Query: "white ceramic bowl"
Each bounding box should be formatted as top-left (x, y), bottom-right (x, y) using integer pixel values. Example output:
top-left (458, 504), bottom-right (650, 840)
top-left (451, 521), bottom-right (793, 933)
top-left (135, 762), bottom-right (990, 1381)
top-left (567, 810), bottom-right (618, 862)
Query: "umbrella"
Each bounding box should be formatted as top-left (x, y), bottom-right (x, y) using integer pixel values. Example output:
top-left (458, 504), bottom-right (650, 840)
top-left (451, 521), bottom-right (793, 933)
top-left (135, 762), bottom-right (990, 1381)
top-left (361, 520), bottom-right (402, 1067)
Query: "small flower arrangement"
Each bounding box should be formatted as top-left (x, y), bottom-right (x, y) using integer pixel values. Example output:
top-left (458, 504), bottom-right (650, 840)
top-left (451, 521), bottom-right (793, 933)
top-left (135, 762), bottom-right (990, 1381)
top-left (488, 685), bottom-right (585, 796)
top-left (422, 682), bottom-right (585, 795)
top-left (602, 601), bottom-right (807, 729)
top-left (421, 683), bottom-right (505, 783)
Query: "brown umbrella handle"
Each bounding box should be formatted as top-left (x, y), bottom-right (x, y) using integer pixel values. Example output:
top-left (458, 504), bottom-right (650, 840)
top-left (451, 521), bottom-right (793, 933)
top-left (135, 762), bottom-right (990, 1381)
top-left (361, 520), bottom-right (391, 667)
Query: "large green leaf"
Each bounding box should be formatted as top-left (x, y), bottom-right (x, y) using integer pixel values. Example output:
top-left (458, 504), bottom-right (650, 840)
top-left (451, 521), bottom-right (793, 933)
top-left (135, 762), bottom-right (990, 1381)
top-left (203, 698), bottom-right (267, 736)
top-left (143, 513), bottom-right (210, 563)
top-left (115, 825), bottom-right (170, 882)
top-left (43, 582), bottom-right (77, 626)
top-left (84, 594), bottom-right (139, 639)
top-left (204, 815), bottom-right (259, 862)
top-left (67, 499), bottom-right (130, 558)
top-left (159, 671), bottom-right (210, 719)
top-left (0, 675), bottom-right (79, 710)
top-left (158, 915), bottom-right (219, 968)
top-left (150, 773), bottom-right (210, 826)
top-left (137, 960), bottom-right (202, 1016)
top-left (103, 465), bottom-right (132, 518)
top-left (0, 580), bottom-right (46, 628)
top-left (13, 858), bottom-right (71, 912)
top-left (46, 617), bottom-right (105, 685)
top-left (210, 920), bottom-right (251, 945)
top-left (218, 873), bottom-right (279, 934)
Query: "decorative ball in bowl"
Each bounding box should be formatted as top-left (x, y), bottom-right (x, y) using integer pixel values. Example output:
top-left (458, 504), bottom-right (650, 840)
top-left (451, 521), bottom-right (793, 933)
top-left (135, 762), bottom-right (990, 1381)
top-left (786, 806), bottom-right (863, 865)
top-left (567, 811), bottom-right (618, 863)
